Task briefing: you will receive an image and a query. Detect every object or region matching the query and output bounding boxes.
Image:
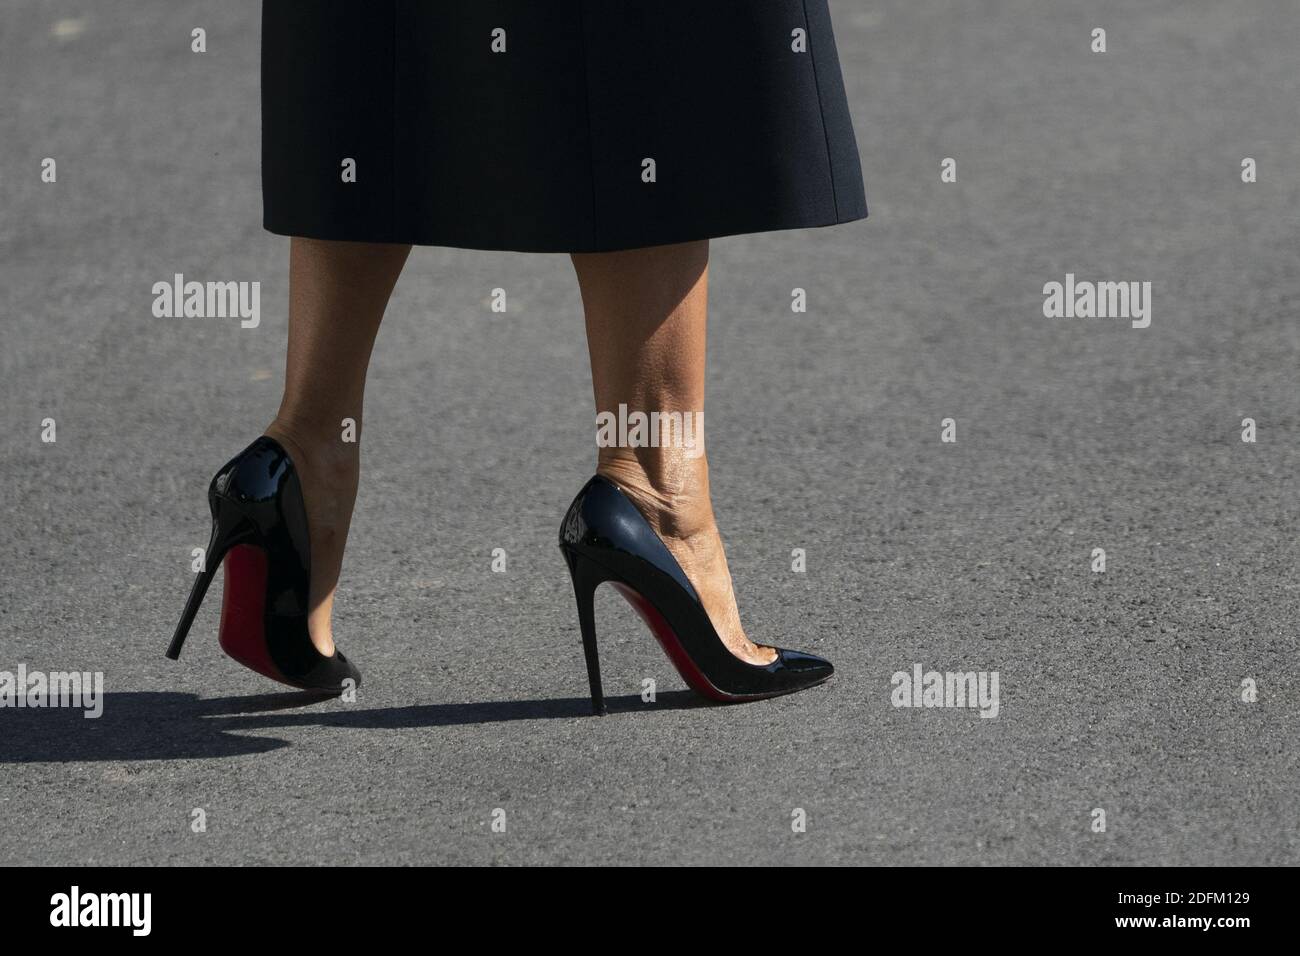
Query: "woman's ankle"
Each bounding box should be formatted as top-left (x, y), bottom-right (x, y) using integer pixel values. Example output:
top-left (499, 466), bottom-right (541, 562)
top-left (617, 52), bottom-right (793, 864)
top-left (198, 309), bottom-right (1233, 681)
top-left (597, 447), bottom-right (715, 542)
top-left (264, 416), bottom-right (360, 491)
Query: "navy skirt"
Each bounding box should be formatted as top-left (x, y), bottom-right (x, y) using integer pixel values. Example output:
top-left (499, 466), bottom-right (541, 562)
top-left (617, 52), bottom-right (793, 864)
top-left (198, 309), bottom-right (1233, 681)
top-left (261, 1), bottom-right (867, 253)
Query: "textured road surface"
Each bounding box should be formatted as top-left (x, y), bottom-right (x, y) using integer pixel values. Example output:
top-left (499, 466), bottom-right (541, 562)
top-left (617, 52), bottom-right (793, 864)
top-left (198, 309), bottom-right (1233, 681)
top-left (2, 1), bottom-right (1298, 866)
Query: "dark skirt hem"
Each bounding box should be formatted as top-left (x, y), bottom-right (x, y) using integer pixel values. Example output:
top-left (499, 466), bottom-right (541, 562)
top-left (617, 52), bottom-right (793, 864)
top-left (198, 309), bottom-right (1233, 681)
top-left (261, 206), bottom-right (868, 255)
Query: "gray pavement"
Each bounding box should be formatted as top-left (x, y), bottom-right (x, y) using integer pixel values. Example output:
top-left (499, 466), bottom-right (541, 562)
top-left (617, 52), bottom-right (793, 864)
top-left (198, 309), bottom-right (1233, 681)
top-left (1, 1), bottom-right (1298, 865)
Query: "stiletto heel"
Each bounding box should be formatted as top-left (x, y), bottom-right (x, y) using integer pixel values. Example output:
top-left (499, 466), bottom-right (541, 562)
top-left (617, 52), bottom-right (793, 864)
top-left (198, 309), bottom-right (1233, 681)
top-left (166, 436), bottom-right (361, 692)
top-left (166, 498), bottom-right (248, 660)
top-left (565, 551), bottom-right (609, 715)
top-left (167, 534), bottom-right (218, 661)
top-left (559, 475), bottom-right (833, 705)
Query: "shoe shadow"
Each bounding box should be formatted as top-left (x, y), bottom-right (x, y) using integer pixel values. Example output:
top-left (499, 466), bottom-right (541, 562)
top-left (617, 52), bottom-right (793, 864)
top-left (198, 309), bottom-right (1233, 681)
top-left (0, 690), bottom-right (704, 763)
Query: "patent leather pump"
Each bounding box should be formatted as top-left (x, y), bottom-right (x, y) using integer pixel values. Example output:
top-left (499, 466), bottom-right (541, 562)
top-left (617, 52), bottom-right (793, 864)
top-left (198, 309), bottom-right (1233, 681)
top-left (559, 475), bottom-right (833, 714)
top-left (166, 436), bottom-right (361, 692)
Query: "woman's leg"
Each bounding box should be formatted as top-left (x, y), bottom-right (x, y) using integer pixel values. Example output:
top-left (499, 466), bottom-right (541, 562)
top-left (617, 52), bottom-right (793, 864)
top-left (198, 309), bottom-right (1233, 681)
top-left (571, 240), bottom-right (776, 665)
top-left (262, 237), bottom-right (411, 656)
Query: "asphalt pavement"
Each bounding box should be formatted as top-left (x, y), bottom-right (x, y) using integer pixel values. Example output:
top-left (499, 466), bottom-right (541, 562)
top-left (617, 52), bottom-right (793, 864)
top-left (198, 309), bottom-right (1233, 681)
top-left (1, 1), bottom-right (1298, 865)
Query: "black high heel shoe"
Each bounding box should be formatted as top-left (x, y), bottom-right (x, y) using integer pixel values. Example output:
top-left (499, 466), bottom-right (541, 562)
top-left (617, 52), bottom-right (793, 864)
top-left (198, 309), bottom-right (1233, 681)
top-left (166, 436), bottom-right (361, 692)
top-left (559, 475), bottom-right (833, 714)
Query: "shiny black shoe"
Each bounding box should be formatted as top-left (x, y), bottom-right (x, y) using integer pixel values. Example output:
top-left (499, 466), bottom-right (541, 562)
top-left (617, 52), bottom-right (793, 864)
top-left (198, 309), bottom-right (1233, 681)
top-left (166, 436), bottom-right (361, 692)
top-left (559, 475), bottom-right (833, 714)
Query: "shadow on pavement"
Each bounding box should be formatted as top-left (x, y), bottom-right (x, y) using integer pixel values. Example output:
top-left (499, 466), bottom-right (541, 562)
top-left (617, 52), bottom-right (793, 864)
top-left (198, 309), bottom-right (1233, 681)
top-left (0, 689), bottom-right (705, 763)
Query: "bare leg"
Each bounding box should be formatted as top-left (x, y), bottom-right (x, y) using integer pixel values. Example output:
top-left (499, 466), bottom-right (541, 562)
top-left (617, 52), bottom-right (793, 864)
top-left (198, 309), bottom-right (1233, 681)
top-left (263, 238), bottom-right (411, 656)
top-left (571, 240), bottom-right (776, 665)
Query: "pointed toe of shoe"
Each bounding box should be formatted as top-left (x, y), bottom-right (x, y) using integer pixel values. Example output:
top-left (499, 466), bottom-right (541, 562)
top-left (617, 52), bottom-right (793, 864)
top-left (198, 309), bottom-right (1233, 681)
top-left (776, 648), bottom-right (834, 690)
top-left (330, 649), bottom-right (362, 691)
top-left (288, 647), bottom-right (361, 694)
top-left (339, 654), bottom-right (362, 690)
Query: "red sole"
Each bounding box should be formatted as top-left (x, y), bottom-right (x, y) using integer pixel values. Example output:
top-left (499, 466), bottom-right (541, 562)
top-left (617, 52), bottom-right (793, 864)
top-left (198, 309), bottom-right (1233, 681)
top-left (610, 582), bottom-right (767, 704)
top-left (217, 544), bottom-right (288, 685)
